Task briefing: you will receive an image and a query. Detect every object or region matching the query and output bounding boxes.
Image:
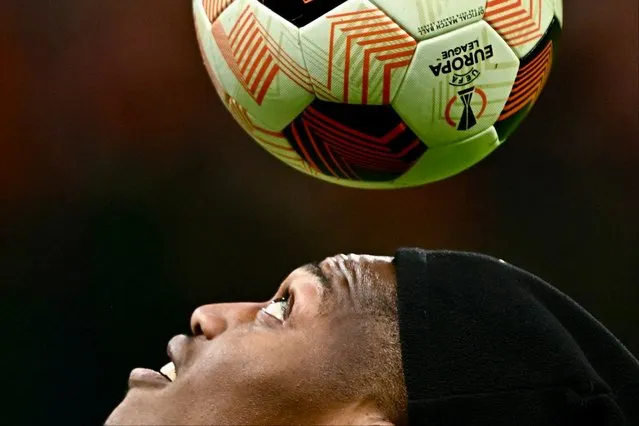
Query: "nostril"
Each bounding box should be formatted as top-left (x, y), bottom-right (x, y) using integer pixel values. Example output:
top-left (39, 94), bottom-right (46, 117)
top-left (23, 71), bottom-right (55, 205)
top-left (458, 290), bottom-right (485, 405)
top-left (192, 322), bottom-right (203, 336)
top-left (190, 306), bottom-right (228, 339)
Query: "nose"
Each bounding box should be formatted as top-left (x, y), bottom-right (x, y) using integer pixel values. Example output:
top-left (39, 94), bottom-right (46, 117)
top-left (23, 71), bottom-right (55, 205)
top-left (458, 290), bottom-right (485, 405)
top-left (190, 302), bottom-right (263, 339)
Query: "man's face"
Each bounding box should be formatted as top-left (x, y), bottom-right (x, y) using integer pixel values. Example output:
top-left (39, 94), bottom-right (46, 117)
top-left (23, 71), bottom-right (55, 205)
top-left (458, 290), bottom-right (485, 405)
top-left (106, 254), bottom-right (399, 425)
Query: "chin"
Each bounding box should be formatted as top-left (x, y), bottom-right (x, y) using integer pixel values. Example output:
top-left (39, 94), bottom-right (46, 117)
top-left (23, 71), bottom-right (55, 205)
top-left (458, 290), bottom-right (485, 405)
top-left (105, 394), bottom-right (161, 425)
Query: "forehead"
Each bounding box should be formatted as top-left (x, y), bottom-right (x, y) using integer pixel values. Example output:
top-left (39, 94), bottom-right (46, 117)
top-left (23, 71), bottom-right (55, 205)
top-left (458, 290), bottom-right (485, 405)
top-left (285, 254), bottom-right (394, 280)
top-left (301, 254), bottom-right (397, 310)
top-left (322, 254), bottom-right (395, 281)
top-left (325, 254), bottom-right (397, 313)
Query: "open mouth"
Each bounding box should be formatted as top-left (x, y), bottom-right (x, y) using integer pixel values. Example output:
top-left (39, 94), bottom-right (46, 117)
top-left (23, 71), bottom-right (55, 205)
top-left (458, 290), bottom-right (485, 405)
top-left (128, 362), bottom-right (177, 389)
top-left (128, 335), bottom-right (184, 388)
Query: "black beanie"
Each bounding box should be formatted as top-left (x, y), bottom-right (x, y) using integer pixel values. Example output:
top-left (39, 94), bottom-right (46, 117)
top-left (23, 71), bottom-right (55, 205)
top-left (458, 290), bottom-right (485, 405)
top-left (394, 248), bottom-right (639, 426)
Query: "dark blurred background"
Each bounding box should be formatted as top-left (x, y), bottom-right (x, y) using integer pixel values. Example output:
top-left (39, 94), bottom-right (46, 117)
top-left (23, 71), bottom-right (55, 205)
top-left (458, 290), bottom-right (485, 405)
top-left (1, 0), bottom-right (637, 424)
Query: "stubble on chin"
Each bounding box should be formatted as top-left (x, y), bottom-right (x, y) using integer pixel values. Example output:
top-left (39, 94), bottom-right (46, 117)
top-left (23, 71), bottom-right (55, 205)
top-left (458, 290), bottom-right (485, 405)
top-left (104, 391), bottom-right (166, 425)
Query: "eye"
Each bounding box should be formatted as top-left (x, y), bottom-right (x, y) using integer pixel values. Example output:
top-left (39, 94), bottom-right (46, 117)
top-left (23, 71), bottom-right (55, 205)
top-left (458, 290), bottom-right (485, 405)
top-left (262, 291), bottom-right (293, 322)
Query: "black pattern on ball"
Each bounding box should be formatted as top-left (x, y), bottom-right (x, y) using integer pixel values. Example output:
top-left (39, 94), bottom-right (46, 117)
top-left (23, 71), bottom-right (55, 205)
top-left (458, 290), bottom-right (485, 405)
top-left (283, 100), bottom-right (427, 182)
top-left (259, 0), bottom-right (347, 27)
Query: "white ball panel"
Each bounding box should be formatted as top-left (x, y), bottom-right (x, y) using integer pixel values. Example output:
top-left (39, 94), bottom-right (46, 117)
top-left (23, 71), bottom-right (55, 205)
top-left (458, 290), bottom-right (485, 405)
top-left (194, 0), bottom-right (228, 101)
top-left (392, 20), bottom-right (519, 148)
top-left (370, 0), bottom-right (487, 41)
top-left (394, 126), bottom-right (499, 187)
top-left (554, 0), bottom-right (563, 27)
top-left (483, 0), bottom-right (555, 58)
top-left (300, 0), bottom-right (416, 105)
top-left (204, 0), bottom-right (315, 131)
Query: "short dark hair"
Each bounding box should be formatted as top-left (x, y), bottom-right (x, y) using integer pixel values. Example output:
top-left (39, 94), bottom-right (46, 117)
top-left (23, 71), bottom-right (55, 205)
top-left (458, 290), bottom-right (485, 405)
top-left (342, 263), bottom-right (408, 424)
top-left (361, 264), bottom-right (407, 425)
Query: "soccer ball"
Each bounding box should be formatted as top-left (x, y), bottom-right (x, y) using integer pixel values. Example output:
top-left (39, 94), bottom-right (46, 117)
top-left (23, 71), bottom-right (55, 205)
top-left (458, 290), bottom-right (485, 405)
top-left (193, 0), bottom-right (562, 189)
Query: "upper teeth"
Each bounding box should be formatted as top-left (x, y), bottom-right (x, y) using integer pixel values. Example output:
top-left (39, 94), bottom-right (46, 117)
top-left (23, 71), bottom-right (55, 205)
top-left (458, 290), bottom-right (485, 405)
top-left (160, 362), bottom-right (176, 382)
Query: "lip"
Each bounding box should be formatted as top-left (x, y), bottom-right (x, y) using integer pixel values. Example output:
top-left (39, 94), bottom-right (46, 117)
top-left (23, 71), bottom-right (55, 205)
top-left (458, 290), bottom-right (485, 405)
top-left (128, 368), bottom-right (170, 389)
top-left (167, 334), bottom-right (189, 377)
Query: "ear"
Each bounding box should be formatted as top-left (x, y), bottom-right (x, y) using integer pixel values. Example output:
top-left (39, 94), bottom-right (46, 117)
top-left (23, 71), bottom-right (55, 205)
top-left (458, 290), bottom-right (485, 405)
top-left (349, 413), bottom-right (394, 426)
top-left (333, 404), bottom-right (396, 426)
top-left (358, 417), bottom-right (394, 426)
top-left (320, 400), bottom-right (397, 425)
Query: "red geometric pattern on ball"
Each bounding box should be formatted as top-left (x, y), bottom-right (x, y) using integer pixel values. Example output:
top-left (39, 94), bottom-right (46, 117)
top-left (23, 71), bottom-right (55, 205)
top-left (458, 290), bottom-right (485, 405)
top-left (484, 0), bottom-right (544, 47)
top-left (202, 0), bottom-right (235, 23)
top-left (226, 96), bottom-right (317, 174)
top-left (499, 39), bottom-right (553, 120)
top-left (283, 102), bottom-right (426, 181)
top-left (319, 8), bottom-right (416, 104)
top-left (212, 6), bottom-right (313, 105)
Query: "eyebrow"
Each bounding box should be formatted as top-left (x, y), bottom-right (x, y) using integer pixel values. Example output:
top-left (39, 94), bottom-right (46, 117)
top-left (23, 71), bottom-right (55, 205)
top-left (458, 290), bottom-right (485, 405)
top-left (301, 261), bottom-right (337, 310)
top-left (304, 262), bottom-right (331, 289)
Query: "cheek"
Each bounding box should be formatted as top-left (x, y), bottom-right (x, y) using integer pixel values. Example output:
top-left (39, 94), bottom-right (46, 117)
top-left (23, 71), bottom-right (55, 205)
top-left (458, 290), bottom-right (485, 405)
top-left (165, 323), bottom-right (363, 416)
top-left (208, 330), bottom-right (333, 393)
